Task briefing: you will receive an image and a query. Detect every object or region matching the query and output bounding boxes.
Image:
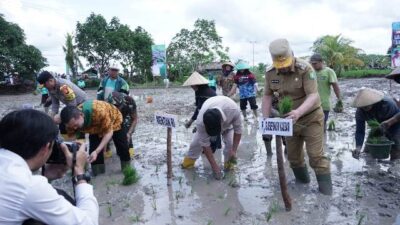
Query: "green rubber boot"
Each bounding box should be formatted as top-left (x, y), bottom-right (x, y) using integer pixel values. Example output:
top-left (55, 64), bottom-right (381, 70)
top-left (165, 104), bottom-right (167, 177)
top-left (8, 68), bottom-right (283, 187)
top-left (121, 161), bottom-right (131, 172)
top-left (316, 173), bottom-right (333, 195)
top-left (292, 167), bottom-right (311, 183)
top-left (91, 164), bottom-right (105, 176)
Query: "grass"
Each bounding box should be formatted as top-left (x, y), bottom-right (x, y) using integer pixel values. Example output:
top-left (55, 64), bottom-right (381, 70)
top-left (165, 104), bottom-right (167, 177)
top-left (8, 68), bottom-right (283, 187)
top-left (264, 201), bottom-right (279, 222)
top-left (355, 183), bottom-right (363, 199)
top-left (224, 207), bottom-right (231, 216)
top-left (122, 166), bottom-right (140, 185)
top-left (341, 69), bottom-right (391, 78)
top-left (278, 96), bottom-right (293, 116)
top-left (151, 198), bottom-right (157, 211)
top-left (328, 120), bottom-right (336, 131)
top-left (356, 210), bottom-right (366, 225)
top-left (107, 204), bottom-right (112, 217)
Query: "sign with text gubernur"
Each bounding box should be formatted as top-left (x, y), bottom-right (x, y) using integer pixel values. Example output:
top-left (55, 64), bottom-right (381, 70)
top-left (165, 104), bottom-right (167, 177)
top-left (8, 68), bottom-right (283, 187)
top-left (154, 112), bottom-right (177, 129)
top-left (259, 118), bottom-right (293, 136)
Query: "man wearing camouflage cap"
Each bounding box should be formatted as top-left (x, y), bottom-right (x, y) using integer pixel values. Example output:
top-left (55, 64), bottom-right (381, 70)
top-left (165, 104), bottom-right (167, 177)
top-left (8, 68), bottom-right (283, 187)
top-left (262, 39), bottom-right (332, 195)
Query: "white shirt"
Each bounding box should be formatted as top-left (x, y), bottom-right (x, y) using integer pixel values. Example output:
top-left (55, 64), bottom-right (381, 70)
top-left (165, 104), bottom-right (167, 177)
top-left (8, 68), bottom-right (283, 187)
top-left (0, 149), bottom-right (99, 225)
top-left (195, 96), bottom-right (243, 147)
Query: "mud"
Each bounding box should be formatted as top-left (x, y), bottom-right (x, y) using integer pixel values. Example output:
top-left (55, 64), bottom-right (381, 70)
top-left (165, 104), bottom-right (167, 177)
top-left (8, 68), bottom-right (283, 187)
top-left (1, 78), bottom-right (399, 225)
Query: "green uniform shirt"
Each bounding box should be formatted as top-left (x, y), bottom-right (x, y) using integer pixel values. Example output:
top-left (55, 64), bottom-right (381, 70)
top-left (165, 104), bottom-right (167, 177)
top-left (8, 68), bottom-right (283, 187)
top-left (316, 67), bottom-right (337, 111)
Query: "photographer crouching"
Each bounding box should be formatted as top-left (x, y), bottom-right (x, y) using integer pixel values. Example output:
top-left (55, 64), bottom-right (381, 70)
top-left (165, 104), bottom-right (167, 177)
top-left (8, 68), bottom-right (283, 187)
top-left (0, 109), bottom-right (99, 225)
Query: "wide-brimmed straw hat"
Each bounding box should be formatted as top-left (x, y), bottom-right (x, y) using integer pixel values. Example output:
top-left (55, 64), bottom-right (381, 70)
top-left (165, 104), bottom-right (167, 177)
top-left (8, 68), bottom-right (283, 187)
top-left (182, 71), bottom-right (209, 86)
top-left (352, 88), bottom-right (384, 108)
top-left (385, 67), bottom-right (400, 79)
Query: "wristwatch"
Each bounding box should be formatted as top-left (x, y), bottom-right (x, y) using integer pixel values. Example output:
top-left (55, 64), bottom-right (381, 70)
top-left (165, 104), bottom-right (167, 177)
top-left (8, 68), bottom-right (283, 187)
top-left (72, 173), bottom-right (91, 185)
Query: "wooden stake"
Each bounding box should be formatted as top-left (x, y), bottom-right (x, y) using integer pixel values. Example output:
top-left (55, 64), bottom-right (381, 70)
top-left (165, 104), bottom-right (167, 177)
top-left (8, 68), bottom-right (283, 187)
top-left (167, 127), bottom-right (173, 186)
top-left (276, 135), bottom-right (292, 211)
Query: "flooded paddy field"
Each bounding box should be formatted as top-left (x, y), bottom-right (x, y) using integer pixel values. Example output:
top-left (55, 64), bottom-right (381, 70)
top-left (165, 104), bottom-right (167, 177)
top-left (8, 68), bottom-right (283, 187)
top-left (1, 78), bottom-right (399, 225)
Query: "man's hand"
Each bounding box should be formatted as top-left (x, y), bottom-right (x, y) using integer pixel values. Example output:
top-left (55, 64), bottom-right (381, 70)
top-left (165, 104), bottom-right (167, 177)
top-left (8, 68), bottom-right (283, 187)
top-left (60, 143), bottom-right (88, 175)
top-left (53, 114), bottom-right (61, 124)
top-left (380, 121), bottom-right (390, 134)
top-left (285, 109), bottom-right (302, 123)
top-left (89, 151), bottom-right (98, 164)
top-left (228, 149), bottom-right (236, 159)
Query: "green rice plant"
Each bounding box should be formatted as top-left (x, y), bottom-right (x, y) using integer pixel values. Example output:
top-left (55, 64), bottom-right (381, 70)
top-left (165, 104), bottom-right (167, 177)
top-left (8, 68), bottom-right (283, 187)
top-left (355, 183), bottom-right (363, 199)
top-left (207, 220), bottom-right (213, 225)
top-left (264, 201), bottom-right (279, 222)
top-left (356, 210), bottom-right (366, 225)
top-left (151, 198), bottom-right (157, 211)
top-left (328, 120), bottom-right (336, 131)
top-left (278, 96), bottom-right (293, 116)
top-left (122, 166), bottom-right (140, 185)
top-left (224, 207), bottom-right (231, 216)
top-left (367, 119), bottom-right (380, 129)
top-left (107, 204), bottom-right (112, 217)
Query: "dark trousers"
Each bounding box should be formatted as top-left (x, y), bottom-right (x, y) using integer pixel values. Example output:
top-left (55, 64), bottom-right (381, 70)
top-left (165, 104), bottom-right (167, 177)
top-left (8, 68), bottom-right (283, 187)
top-left (89, 128), bottom-right (130, 165)
top-left (240, 97), bottom-right (258, 110)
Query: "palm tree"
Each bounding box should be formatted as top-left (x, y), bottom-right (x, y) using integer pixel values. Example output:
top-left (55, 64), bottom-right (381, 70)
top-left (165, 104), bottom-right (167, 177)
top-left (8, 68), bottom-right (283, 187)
top-left (62, 33), bottom-right (83, 79)
top-left (311, 34), bottom-right (364, 76)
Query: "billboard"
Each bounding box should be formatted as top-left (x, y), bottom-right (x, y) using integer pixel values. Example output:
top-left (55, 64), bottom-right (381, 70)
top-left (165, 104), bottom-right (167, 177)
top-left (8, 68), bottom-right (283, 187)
top-left (151, 45), bottom-right (167, 77)
top-left (391, 22), bottom-right (400, 68)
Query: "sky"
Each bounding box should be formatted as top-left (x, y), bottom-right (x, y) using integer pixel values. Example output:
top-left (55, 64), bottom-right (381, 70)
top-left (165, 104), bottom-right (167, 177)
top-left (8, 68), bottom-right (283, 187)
top-left (1, 0), bottom-right (399, 73)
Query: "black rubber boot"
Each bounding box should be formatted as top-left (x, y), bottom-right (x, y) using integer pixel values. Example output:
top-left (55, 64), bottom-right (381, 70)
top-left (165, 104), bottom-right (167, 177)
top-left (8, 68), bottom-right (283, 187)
top-left (292, 167), bottom-right (311, 183)
top-left (316, 173), bottom-right (333, 195)
top-left (91, 164), bottom-right (105, 176)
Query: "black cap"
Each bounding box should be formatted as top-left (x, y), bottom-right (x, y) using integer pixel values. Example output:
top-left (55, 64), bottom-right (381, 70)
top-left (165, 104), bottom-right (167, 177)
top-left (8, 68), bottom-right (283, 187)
top-left (37, 71), bottom-right (54, 84)
top-left (310, 53), bottom-right (323, 63)
top-left (203, 108), bottom-right (222, 136)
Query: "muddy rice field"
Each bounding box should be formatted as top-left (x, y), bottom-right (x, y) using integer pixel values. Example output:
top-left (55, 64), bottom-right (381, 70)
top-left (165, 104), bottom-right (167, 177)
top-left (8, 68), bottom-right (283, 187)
top-left (1, 78), bottom-right (400, 225)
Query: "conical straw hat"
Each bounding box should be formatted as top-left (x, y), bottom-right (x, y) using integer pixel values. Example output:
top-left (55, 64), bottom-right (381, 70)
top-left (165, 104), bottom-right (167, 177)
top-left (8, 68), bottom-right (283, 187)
top-left (182, 72), bottom-right (209, 86)
top-left (352, 88), bottom-right (384, 108)
top-left (385, 67), bottom-right (400, 79)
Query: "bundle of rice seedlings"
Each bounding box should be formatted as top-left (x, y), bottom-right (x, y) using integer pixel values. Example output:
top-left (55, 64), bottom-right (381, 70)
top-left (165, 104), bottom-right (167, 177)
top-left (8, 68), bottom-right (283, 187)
top-left (278, 96), bottom-right (293, 116)
top-left (122, 166), bottom-right (140, 185)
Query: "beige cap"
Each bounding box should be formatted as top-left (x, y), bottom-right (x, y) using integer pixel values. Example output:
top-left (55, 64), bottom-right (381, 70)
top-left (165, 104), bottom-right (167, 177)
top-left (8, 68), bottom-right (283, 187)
top-left (269, 38), bottom-right (294, 69)
top-left (182, 71), bottom-right (209, 86)
top-left (352, 88), bottom-right (384, 108)
top-left (109, 63), bottom-right (119, 70)
top-left (222, 62), bottom-right (235, 68)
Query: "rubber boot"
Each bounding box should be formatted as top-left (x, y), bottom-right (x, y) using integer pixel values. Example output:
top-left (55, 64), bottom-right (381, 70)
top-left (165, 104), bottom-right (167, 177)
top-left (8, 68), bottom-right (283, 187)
top-left (316, 173), bottom-right (333, 195)
top-left (241, 110), bottom-right (247, 121)
top-left (252, 109), bottom-right (258, 119)
top-left (292, 167), bottom-right (311, 183)
top-left (104, 149), bottom-right (113, 159)
top-left (121, 161), bottom-right (131, 172)
top-left (91, 164), bottom-right (105, 176)
top-left (129, 147), bottom-right (135, 158)
top-left (181, 157), bottom-right (196, 169)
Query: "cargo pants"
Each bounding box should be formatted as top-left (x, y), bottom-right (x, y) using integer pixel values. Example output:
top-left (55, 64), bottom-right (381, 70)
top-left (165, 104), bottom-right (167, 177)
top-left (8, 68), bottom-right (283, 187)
top-left (286, 107), bottom-right (331, 175)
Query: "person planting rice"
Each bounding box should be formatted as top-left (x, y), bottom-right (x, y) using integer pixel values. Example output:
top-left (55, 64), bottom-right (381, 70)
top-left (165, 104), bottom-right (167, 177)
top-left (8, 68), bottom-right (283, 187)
top-left (352, 88), bottom-right (400, 161)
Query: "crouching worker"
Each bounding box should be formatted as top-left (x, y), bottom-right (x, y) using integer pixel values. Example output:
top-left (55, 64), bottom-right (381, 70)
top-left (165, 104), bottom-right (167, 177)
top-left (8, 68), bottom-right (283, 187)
top-left (61, 100), bottom-right (131, 176)
top-left (181, 96), bottom-right (242, 179)
top-left (0, 109), bottom-right (98, 225)
top-left (352, 88), bottom-right (400, 161)
top-left (108, 91), bottom-right (138, 158)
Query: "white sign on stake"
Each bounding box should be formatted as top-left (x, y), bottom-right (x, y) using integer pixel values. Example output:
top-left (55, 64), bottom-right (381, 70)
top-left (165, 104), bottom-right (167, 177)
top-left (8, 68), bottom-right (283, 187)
top-left (259, 118), bottom-right (293, 136)
top-left (154, 112), bottom-right (177, 128)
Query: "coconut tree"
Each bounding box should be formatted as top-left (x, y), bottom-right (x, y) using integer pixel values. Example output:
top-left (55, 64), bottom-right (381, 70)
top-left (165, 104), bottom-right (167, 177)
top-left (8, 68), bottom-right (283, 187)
top-left (63, 33), bottom-right (83, 79)
top-left (311, 34), bottom-right (364, 76)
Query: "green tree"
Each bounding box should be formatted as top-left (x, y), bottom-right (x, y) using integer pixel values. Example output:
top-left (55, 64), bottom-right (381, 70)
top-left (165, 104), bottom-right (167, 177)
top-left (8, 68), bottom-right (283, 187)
top-left (63, 33), bottom-right (83, 79)
top-left (75, 13), bottom-right (123, 75)
top-left (311, 34), bottom-right (364, 76)
top-left (0, 14), bottom-right (46, 80)
top-left (357, 54), bottom-right (390, 69)
top-left (118, 26), bottom-right (153, 82)
top-left (167, 19), bottom-right (229, 80)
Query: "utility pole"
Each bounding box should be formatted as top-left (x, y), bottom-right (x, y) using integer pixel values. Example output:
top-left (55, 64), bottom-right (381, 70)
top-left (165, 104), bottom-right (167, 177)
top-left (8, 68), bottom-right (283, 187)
top-left (249, 40), bottom-right (257, 68)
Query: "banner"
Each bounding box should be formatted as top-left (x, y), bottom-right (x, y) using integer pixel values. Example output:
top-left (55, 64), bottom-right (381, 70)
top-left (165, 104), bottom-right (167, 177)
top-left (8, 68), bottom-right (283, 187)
top-left (151, 45), bottom-right (167, 77)
top-left (391, 22), bottom-right (400, 68)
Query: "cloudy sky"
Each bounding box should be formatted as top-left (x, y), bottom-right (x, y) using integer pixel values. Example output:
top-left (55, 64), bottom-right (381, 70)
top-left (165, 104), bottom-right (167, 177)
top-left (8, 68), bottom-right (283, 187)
top-left (1, 0), bottom-right (399, 73)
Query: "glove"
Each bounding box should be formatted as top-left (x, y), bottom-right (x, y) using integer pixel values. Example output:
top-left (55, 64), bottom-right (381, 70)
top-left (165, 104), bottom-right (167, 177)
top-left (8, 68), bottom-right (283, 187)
top-left (262, 134), bottom-right (273, 142)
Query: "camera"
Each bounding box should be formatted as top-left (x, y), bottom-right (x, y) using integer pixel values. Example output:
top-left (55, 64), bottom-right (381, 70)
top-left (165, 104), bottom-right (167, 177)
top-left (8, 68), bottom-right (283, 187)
top-left (47, 137), bottom-right (79, 164)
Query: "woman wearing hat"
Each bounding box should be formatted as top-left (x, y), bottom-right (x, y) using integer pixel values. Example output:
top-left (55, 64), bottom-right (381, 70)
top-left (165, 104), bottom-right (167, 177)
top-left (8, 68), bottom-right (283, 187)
top-left (352, 87), bottom-right (400, 160)
top-left (232, 61), bottom-right (258, 120)
top-left (218, 62), bottom-right (236, 97)
top-left (183, 72), bottom-right (216, 129)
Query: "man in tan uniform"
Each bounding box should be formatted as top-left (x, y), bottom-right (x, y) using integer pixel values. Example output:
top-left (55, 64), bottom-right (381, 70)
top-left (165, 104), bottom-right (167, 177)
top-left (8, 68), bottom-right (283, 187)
top-left (262, 39), bottom-right (332, 195)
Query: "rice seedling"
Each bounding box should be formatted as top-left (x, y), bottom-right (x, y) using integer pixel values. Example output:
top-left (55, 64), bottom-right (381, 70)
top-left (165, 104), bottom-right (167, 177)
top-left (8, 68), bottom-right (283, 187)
top-left (224, 207), bottom-right (231, 216)
top-left (122, 166), bottom-right (140, 185)
top-left (278, 96), bottom-right (293, 116)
